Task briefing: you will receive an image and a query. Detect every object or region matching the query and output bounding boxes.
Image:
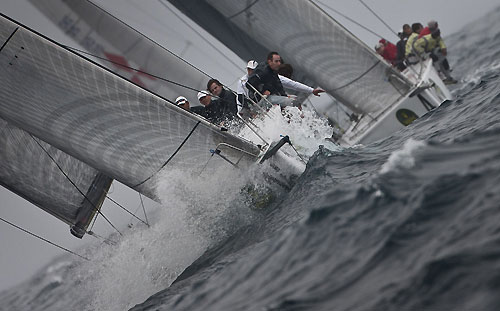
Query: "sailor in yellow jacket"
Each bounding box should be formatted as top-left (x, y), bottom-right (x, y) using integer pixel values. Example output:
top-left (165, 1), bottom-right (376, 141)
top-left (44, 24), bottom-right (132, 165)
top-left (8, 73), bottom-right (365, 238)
top-left (411, 29), bottom-right (457, 84)
top-left (412, 31), bottom-right (446, 56)
top-left (405, 23), bottom-right (423, 59)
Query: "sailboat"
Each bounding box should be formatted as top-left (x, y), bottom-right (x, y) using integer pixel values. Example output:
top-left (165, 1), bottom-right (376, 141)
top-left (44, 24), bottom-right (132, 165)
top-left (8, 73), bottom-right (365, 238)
top-left (166, 0), bottom-right (453, 146)
top-left (1, 0), bottom-right (452, 239)
top-left (0, 11), bottom-right (269, 239)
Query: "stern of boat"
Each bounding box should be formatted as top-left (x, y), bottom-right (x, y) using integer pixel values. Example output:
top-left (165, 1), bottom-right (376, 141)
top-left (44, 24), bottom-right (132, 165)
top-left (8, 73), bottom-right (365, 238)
top-left (339, 59), bottom-right (453, 146)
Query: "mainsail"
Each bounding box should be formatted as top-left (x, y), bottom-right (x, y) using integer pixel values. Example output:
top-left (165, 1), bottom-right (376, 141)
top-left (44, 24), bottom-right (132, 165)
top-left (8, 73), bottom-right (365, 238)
top-left (28, 0), bottom-right (212, 105)
top-left (167, 0), bottom-right (412, 116)
top-left (0, 13), bottom-right (261, 236)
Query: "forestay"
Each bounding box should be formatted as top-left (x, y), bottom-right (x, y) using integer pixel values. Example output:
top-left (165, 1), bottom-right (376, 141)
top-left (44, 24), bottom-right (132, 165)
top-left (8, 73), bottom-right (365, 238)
top-left (28, 0), bottom-right (210, 106)
top-left (0, 14), bottom-right (260, 204)
top-left (173, 0), bottom-right (412, 115)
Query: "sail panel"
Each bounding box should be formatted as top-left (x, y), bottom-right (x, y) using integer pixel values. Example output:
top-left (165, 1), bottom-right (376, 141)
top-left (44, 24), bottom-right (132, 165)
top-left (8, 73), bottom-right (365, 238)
top-left (28, 0), bottom-right (211, 106)
top-left (171, 0), bottom-right (411, 115)
top-left (153, 0), bottom-right (269, 65)
top-left (0, 118), bottom-right (112, 238)
top-left (0, 14), bottom-right (260, 200)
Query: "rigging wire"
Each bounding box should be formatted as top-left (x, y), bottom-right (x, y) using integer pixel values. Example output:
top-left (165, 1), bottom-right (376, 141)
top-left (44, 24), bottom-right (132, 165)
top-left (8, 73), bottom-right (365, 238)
top-left (29, 134), bottom-right (123, 237)
top-left (0, 216), bottom-right (90, 261)
top-left (357, 0), bottom-right (399, 38)
top-left (281, 135), bottom-right (307, 164)
top-left (85, 0), bottom-right (250, 101)
top-left (87, 230), bottom-right (118, 246)
top-left (314, 0), bottom-right (385, 39)
top-left (30, 131), bottom-right (150, 235)
top-left (65, 45), bottom-right (202, 97)
top-left (331, 60), bottom-right (381, 92)
top-left (64, 45), bottom-right (241, 109)
top-left (156, 0), bottom-right (244, 73)
top-left (128, 198), bottom-right (146, 225)
top-left (71, 1), bottom-right (283, 110)
top-left (132, 121), bottom-right (202, 188)
top-left (87, 188), bottom-right (151, 233)
top-left (123, 193), bottom-right (150, 228)
top-left (139, 193), bottom-right (150, 226)
top-left (106, 195), bottom-right (150, 227)
top-left (85, 0), bottom-right (215, 79)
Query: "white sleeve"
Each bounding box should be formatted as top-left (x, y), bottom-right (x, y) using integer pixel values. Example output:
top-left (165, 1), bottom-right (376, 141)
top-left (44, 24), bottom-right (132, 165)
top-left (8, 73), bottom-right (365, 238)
top-left (236, 75), bottom-right (248, 110)
top-left (278, 75), bottom-right (314, 93)
top-left (236, 75), bottom-right (248, 96)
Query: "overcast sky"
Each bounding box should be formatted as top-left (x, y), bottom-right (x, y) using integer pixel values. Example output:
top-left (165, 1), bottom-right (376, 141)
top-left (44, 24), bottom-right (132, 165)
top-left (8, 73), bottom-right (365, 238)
top-left (1, 0), bottom-right (499, 292)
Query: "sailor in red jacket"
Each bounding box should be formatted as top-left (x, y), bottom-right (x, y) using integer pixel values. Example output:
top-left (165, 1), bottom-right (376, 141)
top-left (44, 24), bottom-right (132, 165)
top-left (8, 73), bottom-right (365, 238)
top-left (419, 20), bottom-right (438, 38)
top-left (375, 39), bottom-right (398, 65)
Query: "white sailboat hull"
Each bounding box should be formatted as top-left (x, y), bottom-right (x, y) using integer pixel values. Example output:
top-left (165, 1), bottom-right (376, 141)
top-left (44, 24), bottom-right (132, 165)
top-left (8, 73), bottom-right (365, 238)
top-left (339, 59), bottom-right (453, 146)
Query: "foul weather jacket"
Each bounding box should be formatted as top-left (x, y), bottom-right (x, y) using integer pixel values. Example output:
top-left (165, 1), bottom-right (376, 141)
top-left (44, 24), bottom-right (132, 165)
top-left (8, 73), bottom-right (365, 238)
top-left (246, 65), bottom-right (286, 101)
top-left (206, 87), bottom-right (237, 124)
top-left (412, 34), bottom-right (446, 56)
top-left (405, 32), bottom-right (420, 57)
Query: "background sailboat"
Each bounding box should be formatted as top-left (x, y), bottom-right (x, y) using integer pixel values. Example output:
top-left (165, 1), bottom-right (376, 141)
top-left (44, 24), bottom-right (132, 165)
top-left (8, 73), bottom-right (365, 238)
top-left (169, 0), bottom-right (411, 114)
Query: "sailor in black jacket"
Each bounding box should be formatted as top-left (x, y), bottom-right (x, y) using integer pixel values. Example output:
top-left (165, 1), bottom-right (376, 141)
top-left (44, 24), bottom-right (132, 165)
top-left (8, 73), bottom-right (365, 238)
top-left (246, 52), bottom-right (288, 105)
top-left (207, 78), bottom-right (238, 125)
top-left (245, 51), bottom-right (328, 108)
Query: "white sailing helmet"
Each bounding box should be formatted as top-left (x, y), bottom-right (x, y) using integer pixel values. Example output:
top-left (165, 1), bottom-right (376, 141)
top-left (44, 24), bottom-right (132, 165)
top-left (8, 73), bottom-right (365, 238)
top-left (197, 91), bottom-right (210, 100)
top-left (175, 96), bottom-right (188, 106)
top-left (246, 60), bottom-right (258, 69)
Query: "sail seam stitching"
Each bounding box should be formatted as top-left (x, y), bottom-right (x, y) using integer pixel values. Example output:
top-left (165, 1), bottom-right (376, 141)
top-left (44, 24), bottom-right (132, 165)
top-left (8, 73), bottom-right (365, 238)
top-left (0, 27), bottom-right (19, 53)
top-left (133, 120), bottom-right (201, 188)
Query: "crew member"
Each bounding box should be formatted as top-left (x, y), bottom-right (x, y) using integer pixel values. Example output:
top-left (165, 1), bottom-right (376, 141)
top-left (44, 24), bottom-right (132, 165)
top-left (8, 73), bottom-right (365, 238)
top-left (246, 51), bottom-right (324, 108)
top-left (207, 78), bottom-right (238, 122)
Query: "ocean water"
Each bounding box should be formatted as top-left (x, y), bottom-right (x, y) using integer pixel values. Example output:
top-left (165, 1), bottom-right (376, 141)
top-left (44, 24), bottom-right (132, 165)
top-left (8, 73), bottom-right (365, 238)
top-left (2, 6), bottom-right (500, 311)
